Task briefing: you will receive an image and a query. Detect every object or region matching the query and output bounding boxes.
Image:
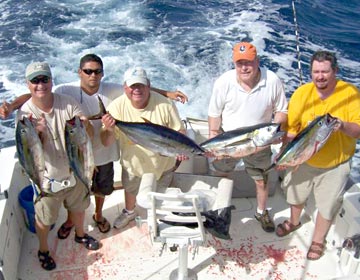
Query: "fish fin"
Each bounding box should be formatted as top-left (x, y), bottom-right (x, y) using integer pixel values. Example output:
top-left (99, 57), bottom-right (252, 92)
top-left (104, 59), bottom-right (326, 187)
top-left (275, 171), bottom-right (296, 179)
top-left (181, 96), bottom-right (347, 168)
top-left (88, 96), bottom-right (107, 120)
top-left (141, 117), bottom-right (152, 123)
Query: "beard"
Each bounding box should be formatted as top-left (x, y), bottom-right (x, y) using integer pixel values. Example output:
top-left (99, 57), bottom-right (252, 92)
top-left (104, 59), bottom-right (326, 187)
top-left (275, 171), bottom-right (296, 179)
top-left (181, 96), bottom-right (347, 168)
top-left (315, 80), bottom-right (329, 90)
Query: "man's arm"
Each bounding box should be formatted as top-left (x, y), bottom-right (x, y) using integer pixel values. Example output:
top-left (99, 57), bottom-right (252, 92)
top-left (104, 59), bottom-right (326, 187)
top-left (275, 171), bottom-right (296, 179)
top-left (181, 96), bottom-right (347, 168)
top-left (150, 87), bottom-right (188, 104)
top-left (0, 94), bottom-right (31, 119)
top-left (274, 111), bottom-right (288, 131)
top-left (334, 119), bottom-right (360, 139)
top-left (100, 113), bottom-right (117, 147)
top-left (208, 116), bottom-right (222, 139)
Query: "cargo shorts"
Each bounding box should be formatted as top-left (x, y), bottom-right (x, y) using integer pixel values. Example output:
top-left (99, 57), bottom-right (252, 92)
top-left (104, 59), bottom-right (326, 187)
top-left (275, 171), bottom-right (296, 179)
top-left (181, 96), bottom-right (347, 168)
top-left (34, 180), bottom-right (90, 226)
top-left (281, 160), bottom-right (351, 220)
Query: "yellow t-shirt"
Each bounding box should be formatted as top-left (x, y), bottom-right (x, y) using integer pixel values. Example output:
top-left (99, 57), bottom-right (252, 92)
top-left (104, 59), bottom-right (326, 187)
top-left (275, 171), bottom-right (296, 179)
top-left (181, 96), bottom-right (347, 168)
top-left (287, 80), bottom-right (360, 168)
top-left (107, 93), bottom-right (185, 179)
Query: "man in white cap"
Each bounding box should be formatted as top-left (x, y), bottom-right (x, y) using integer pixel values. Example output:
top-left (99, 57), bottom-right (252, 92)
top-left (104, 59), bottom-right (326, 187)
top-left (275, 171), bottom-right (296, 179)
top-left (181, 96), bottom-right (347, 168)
top-left (208, 42), bottom-right (288, 232)
top-left (101, 66), bottom-right (187, 229)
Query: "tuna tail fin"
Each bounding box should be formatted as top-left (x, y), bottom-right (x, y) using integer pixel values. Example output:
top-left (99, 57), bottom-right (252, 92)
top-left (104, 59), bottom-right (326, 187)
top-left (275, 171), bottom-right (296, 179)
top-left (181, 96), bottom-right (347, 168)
top-left (88, 96), bottom-right (107, 120)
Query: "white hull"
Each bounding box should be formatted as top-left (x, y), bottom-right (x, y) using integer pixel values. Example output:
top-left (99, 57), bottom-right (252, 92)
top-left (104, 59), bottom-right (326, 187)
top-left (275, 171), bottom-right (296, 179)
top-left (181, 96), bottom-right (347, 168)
top-left (1, 118), bottom-right (360, 280)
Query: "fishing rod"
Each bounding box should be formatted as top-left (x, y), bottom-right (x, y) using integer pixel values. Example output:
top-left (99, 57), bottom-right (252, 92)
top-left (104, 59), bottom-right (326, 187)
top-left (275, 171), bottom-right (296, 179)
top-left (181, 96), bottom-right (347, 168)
top-left (292, 0), bottom-right (303, 85)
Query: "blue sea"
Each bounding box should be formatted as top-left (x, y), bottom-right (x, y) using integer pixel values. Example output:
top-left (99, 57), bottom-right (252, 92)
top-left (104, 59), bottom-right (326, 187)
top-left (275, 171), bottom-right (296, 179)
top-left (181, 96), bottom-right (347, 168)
top-left (1, 0), bottom-right (359, 177)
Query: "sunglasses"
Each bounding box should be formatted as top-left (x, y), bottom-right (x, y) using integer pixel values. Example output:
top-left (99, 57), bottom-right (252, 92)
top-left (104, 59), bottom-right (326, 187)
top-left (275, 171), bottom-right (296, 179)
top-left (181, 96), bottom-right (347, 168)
top-left (29, 76), bottom-right (51, 84)
top-left (82, 69), bottom-right (103, 75)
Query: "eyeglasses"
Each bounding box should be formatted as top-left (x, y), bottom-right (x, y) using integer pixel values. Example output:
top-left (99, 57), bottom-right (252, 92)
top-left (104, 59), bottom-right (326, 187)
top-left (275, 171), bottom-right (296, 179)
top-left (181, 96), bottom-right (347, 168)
top-left (82, 69), bottom-right (103, 75)
top-left (29, 76), bottom-right (51, 84)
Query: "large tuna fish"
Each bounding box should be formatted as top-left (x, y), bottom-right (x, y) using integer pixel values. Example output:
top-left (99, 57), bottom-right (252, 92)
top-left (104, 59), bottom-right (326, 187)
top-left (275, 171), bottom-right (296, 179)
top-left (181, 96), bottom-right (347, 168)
top-left (200, 123), bottom-right (284, 158)
top-left (65, 116), bottom-right (95, 189)
top-left (115, 119), bottom-right (206, 157)
top-left (266, 113), bottom-right (337, 171)
top-left (15, 116), bottom-right (45, 188)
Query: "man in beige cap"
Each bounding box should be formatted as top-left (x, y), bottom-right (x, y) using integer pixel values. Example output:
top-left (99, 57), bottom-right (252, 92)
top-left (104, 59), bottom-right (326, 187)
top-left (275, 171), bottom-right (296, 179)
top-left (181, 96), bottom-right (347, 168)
top-left (17, 62), bottom-right (100, 270)
top-left (100, 66), bottom-right (187, 229)
top-left (208, 42), bottom-right (288, 232)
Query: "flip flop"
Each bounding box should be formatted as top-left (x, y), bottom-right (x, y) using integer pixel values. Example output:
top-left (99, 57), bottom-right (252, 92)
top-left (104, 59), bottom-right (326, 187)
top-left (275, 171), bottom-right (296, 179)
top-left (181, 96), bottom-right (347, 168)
top-left (275, 220), bottom-right (301, 237)
top-left (92, 214), bottom-right (111, 233)
top-left (57, 223), bottom-right (74, 239)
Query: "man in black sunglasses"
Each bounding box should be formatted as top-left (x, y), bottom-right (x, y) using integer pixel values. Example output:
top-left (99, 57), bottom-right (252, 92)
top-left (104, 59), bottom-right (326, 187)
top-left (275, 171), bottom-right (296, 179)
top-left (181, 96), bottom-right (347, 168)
top-left (0, 54), bottom-right (188, 235)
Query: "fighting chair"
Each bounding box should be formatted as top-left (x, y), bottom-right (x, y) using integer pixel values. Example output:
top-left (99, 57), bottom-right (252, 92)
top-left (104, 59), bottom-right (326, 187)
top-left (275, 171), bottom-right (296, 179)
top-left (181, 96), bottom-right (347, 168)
top-left (138, 173), bottom-right (234, 280)
top-left (147, 190), bottom-right (206, 280)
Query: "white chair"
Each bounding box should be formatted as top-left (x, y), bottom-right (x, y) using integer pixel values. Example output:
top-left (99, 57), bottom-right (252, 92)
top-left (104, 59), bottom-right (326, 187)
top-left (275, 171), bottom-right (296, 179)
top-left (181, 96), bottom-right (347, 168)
top-left (147, 191), bottom-right (206, 280)
top-left (137, 172), bottom-right (234, 280)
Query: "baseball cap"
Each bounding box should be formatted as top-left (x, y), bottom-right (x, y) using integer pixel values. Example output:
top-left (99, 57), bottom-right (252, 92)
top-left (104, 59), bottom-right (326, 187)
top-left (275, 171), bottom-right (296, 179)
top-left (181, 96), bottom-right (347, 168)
top-left (123, 67), bottom-right (149, 87)
top-left (232, 42), bottom-right (257, 62)
top-left (25, 62), bottom-right (52, 81)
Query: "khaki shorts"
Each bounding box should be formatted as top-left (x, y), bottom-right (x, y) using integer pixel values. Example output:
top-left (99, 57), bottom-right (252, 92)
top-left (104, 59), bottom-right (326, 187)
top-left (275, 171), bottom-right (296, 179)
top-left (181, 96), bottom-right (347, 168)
top-left (243, 147), bottom-right (272, 182)
top-left (34, 181), bottom-right (90, 226)
top-left (122, 167), bottom-right (175, 196)
top-left (281, 161), bottom-right (351, 220)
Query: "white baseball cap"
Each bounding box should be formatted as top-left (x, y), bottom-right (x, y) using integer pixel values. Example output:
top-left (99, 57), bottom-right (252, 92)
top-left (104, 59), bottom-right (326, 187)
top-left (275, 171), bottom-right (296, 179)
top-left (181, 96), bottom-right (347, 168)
top-left (123, 66), bottom-right (149, 86)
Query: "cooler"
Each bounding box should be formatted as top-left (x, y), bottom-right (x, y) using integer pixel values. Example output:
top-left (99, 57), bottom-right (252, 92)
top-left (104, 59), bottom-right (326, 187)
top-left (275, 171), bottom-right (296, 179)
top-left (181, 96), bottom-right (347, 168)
top-left (331, 191), bottom-right (360, 248)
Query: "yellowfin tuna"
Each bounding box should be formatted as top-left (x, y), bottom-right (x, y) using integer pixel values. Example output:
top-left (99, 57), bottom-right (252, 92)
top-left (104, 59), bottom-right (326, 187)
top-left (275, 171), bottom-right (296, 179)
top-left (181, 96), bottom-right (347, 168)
top-left (65, 116), bottom-right (95, 189)
top-left (15, 116), bottom-right (45, 188)
top-left (200, 123), bottom-right (284, 158)
top-left (266, 114), bottom-right (337, 171)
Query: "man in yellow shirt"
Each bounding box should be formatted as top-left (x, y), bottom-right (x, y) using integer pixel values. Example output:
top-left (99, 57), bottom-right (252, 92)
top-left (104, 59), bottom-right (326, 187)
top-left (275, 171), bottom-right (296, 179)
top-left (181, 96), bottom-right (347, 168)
top-left (275, 51), bottom-right (360, 260)
top-left (101, 66), bottom-right (187, 229)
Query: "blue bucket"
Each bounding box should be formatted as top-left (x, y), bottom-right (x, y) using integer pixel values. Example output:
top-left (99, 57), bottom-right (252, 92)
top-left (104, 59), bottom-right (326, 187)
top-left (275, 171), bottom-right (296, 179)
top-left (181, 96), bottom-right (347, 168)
top-left (18, 185), bottom-right (54, 233)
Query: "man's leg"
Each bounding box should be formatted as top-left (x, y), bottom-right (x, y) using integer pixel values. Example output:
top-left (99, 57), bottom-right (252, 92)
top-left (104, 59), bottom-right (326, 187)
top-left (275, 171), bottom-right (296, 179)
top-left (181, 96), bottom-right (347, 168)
top-left (36, 219), bottom-right (56, 270)
top-left (92, 163), bottom-right (113, 232)
top-left (254, 178), bottom-right (275, 232)
top-left (255, 179), bottom-right (268, 212)
top-left (113, 190), bottom-right (137, 229)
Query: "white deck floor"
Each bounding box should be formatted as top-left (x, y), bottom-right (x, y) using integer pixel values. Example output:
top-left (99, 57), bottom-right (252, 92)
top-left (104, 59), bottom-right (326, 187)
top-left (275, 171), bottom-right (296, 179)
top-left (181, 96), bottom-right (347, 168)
top-left (16, 182), bottom-right (357, 280)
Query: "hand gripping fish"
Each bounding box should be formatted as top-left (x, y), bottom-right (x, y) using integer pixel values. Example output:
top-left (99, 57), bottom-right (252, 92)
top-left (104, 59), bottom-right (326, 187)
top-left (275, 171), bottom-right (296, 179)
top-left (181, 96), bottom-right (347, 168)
top-left (200, 123), bottom-right (284, 158)
top-left (15, 116), bottom-right (45, 188)
top-left (114, 118), bottom-right (206, 157)
top-left (265, 114), bottom-right (337, 172)
top-left (65, 116), bottom-right (95, 190)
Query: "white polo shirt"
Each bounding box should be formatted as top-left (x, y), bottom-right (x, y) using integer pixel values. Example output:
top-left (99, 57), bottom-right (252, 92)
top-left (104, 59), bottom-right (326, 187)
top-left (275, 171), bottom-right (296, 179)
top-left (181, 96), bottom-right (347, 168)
top-left (208, 67), bottom-right (288, 131)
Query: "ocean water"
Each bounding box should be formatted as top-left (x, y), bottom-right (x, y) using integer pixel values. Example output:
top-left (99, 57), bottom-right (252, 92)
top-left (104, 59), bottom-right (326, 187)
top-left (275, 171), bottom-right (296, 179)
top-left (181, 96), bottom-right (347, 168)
top-left (0, 0), bottom-right (359, 177)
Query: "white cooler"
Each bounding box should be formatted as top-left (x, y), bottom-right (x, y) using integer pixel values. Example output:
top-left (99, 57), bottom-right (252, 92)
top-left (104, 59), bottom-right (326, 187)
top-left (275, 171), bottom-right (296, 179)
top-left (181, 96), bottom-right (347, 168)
top-left (329, 184), bottom-right (360, 276)
top-left (331, 188), bottom-right (360, 248)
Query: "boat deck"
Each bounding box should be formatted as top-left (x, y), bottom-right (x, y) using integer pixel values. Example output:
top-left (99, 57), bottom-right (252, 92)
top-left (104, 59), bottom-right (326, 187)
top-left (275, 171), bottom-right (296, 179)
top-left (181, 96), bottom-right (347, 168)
top-left (16, 184), bottom-right (352, 280)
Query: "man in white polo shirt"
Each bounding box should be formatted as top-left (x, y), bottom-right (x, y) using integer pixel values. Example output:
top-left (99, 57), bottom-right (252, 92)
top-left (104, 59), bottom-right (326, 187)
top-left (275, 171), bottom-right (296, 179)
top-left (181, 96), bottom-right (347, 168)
top-left (208, 42), bottom-right (288, 232)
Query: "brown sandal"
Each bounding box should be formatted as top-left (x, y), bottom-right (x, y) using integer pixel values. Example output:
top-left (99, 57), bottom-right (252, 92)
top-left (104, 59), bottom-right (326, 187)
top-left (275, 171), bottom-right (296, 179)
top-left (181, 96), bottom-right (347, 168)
top-left (57, 223), bottom-right (74, 239)
top-left (307, 241), bottom-right (326, 260)
top-left (275, 220), bottom-right (301, 237)
top-left (92, 214), bottom-right (111, 233)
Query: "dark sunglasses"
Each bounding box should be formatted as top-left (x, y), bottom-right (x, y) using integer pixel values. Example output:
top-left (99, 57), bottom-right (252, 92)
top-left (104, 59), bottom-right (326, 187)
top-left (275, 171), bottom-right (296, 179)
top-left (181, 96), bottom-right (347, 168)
top-left (82, 69), bottom-right (103, 75)
top-left (30, 76), bottom-right (51, 84)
